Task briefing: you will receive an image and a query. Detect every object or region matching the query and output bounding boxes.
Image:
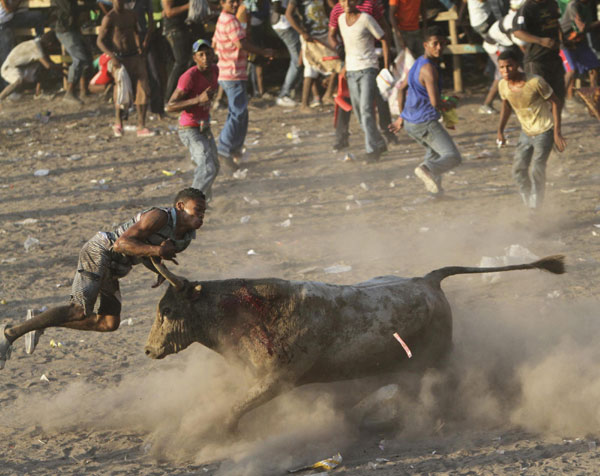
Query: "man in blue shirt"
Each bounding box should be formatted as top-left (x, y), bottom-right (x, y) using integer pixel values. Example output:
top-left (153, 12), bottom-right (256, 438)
top-left (389, 27), bottom-right (462, 195)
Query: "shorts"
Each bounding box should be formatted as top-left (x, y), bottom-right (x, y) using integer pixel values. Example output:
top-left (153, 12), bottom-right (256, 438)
top-left (90, 53), bottom-right (113, 86)
top-left (70, 232), bottom-right (126, 317)
top-left (1, 63), bottom-right (40, 84)
top-left (560, 43), bottom-right (600, 75)
top-left (525, 57), bottom-right (565, 101)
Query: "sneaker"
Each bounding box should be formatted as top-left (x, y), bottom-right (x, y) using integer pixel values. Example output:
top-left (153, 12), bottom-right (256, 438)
top-left (113, 124), bottom-right (123, 137)
top-left (276, 96), bottom-right (296, 107)
top-left (24, 309), bottom-right (44, 355)
top-left (0, 324), bottom-right (13, 370)
top-left (478, 104), bottom-right (497, 115)
top-left (332, 138), bottom-right (349, 152)
top-left (414, 165), bottom-right (440, 194)
top-left (309, 99), bottom-right (322, 108)
top-left (137, 128), bottom-right (156, 138)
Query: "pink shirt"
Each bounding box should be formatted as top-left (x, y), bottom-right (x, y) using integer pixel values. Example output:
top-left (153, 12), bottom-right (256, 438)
top-left (177, 65), bottom-right (219, 127)
top-left (213, 11), bottom-right (248, 81)
top-left (328, 0), bottom-right (383, 30)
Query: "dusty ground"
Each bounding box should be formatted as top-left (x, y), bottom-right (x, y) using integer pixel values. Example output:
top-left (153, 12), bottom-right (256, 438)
top-left (1, 83), bottom-right (600, 476)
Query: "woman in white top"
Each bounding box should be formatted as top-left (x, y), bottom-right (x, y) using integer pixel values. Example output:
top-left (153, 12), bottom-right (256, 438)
top-left (339, 0), bottom-right (389, 161)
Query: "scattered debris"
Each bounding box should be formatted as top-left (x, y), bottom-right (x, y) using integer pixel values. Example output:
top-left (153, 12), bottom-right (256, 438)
top-left (33, 169), bottom-right (49, 177)
top-left (162, 170), bottom-right (176, 176)
top-left (547, 290), bottom-right (561, 299)
top-left (360, 182), bottom-right (370, 191)
top-left (288, 453), bottom-right (342, 473)
top-left (240, 216), bottom-right (251, 224)
top-left (23, 236), bottom-right (40, 252)
top-left (343, 153), bottom-right (355, 162)
top-left (480, 245), bottom-right (539, 283)
top-left (40, 374), bottom-right (50, 383)
top-left (324, 264), bottom-right (352, 274)
top-left (279, 219), bottom-right (291, 227)
top-left (233, 168), bottom-right (249, 180)
top-left (14, 218), bottom-right (38, 226)
top-left (67, 154), bottom-right (82, 161)
top-left (419, 227), bottom-right (429, 233)
top-left (243, 196), bottom-right (260, 206)
top-left (247, 249), bottom-right (257, 255)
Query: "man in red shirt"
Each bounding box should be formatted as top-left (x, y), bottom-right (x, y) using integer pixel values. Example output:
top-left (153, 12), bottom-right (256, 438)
top-left (166, 40), bottom-right (220, 201)
top-left (389, 0), bottom-right (426, 58)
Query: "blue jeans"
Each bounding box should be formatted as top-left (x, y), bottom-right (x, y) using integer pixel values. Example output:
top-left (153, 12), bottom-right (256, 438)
top-left (404, 119), bottom-right (462, 177)
top-left (346, 68), bottom-right (385, 154)
top-left (218, 80), bottom-right (248, 158)
top-left (55, 30), bottom-right (92, 84)
top-left (178, 127), bottom-right (219, 201)
top-left (512, 128), bottom-right (554, 209)
top-left (275, 27), bottom-right (301, 98)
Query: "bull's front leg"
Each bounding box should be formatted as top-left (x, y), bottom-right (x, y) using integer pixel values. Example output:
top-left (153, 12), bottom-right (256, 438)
top-left (224, 376), bottom-right (286, 433)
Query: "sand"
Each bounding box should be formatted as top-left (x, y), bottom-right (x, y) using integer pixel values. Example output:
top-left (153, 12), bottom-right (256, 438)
top-left (1, 89), bottom-right (600, 475)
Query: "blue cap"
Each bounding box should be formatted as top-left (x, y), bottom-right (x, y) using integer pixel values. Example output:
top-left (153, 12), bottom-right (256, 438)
top-left (193, 39), bottom-right (212, 53)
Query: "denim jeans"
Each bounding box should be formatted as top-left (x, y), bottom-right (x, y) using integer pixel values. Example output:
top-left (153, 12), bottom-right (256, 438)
top-left (178, 127), bottom-right (219, 200)
top-left (335, 87), bottom-right (391, 145)
top-left (218, 80), bottom-right (249, 158)
top-left (274, 27), bottom-right (301, 98)
top-left (404, 119), bottom-right (462, 177)
top-left (55, 30), bottom-right (92, 84)
top-left (165, 29), bottom-right (190, 101)
top-left (512, 128), bottom-right (554, 209)
top-left (346, 68), bottom-right (385, 154)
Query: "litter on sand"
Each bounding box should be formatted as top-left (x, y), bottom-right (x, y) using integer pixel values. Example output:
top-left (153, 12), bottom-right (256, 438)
top-left (15, 218), bottom-right (38, 226)
top-left (233, 169), bottom-right (249, 180)
top-left (480, 245), bottom-right (538, 283)
top-left (247, 249), bottom-right (257, 255)
top-left (324, 264), bottom-right (352, 274)
top-left (288, 453), bottom-right (342, 473)
top-left (34, 169), bottom-right (49, 177)
top-left (24, 236), bottom-right (40, 252)
top-left (393, 332), bottom-right (412, 358)
top-left (40, 374), bottom-right (50, 383)
top-left (240, 216), bottom-right (251, 224)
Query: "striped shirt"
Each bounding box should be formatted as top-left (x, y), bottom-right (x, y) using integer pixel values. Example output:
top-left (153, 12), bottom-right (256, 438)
top-left (213, 11), bottom-right (248, 81)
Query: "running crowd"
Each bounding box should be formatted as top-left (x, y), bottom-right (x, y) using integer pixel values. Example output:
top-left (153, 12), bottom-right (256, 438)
top-left (1, 0), bottom-right (599, 207)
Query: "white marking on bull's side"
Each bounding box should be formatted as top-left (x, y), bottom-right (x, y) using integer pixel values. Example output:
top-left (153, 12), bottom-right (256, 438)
top-left (393, 332), bottom-right (412, 358)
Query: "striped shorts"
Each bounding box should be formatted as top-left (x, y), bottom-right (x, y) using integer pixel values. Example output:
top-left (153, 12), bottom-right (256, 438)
top-left (70, 232), bottom-right (125, 317)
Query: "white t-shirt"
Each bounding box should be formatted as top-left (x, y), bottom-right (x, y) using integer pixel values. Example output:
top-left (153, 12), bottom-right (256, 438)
top-left (467, 0), bottom-right (491, 29)
top-left (271, 0), bottom-right (291, 30)
top-left (3, 38), bottom-right (44, 69)
top-left (338, 12), bottom-right (383, 71)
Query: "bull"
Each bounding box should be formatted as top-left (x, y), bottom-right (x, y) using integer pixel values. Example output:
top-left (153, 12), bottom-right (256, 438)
top-left (145, 256), bottom-right (564, 430)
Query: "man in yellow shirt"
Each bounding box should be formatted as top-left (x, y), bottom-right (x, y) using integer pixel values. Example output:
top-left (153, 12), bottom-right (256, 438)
top-left (497, 49), bottom-right (566, 211)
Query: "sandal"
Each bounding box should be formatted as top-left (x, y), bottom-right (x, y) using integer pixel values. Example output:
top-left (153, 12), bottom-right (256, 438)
top-left (137, 127), bottom-right (156, 138)
top-left (113, 124), bottom-right (123, 137)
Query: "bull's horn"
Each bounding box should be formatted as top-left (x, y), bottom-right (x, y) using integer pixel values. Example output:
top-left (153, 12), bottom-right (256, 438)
top-left (151, 257), bottom-right (186, 290)
top-left (194, 284), bottom-right (202, 292)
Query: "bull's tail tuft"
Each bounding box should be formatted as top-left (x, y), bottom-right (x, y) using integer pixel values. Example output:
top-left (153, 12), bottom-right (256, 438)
top-left (424, 255), bottom-right (566, 286)
top-left (530, 254), bottom-right (565, 275)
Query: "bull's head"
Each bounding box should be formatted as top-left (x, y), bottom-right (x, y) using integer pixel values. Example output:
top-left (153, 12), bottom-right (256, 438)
top-left (144, 259), bottom-right (205, 359)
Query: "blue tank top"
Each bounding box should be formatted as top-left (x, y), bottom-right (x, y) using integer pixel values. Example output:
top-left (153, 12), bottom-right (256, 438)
top-left (401, 56), bottom-right (442, 124)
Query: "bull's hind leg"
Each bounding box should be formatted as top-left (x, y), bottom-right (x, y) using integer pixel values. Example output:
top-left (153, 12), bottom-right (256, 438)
top-left (224, 376), bottom-right (287, 433)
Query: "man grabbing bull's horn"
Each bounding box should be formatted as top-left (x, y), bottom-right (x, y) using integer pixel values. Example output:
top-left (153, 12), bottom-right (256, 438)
top-left (0, 187), bottom-right (207, 369)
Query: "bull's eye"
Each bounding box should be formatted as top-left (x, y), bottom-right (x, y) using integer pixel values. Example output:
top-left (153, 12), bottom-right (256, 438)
top-left (161, 307), bottom-right (171, 316)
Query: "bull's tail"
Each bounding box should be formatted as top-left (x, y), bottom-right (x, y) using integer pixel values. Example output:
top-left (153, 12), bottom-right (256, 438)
top-left (424, 255), bottom-right (565, 286)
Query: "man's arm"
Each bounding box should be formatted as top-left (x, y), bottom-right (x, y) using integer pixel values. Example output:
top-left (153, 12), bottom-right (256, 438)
top-left (97, 14), bottom-right (121, 67)
top-left (235, 37), bottom-right (276, 57)
top-left (328, 25), bottom-right (339, 49)
top-left (512, 29), bottom-right (558, 49)
top-left (380, 37), bottom-right (389, 71)
top-left (549, 92), bottom-right (566, 151)
top-left (420, 62), bottom-right (441, 109)
top-left (497, 98), bottom-right (512, 144)
top-left (286, 1), bottom-right (312, 41)
top-left (165, 86), bottom-right (214, 112)
top-left (161, 0), bottom-right (188, 17)
top-left (389, 78), bottom-right (408, 132)
top-left (113, 209), bottom-right (178, 259)
top-left (0, 0), bottom-right (23, 13)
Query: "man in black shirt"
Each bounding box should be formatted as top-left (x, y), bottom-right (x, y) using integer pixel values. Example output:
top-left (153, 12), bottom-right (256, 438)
top-left (513, 0), bottom-right (565, 110)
